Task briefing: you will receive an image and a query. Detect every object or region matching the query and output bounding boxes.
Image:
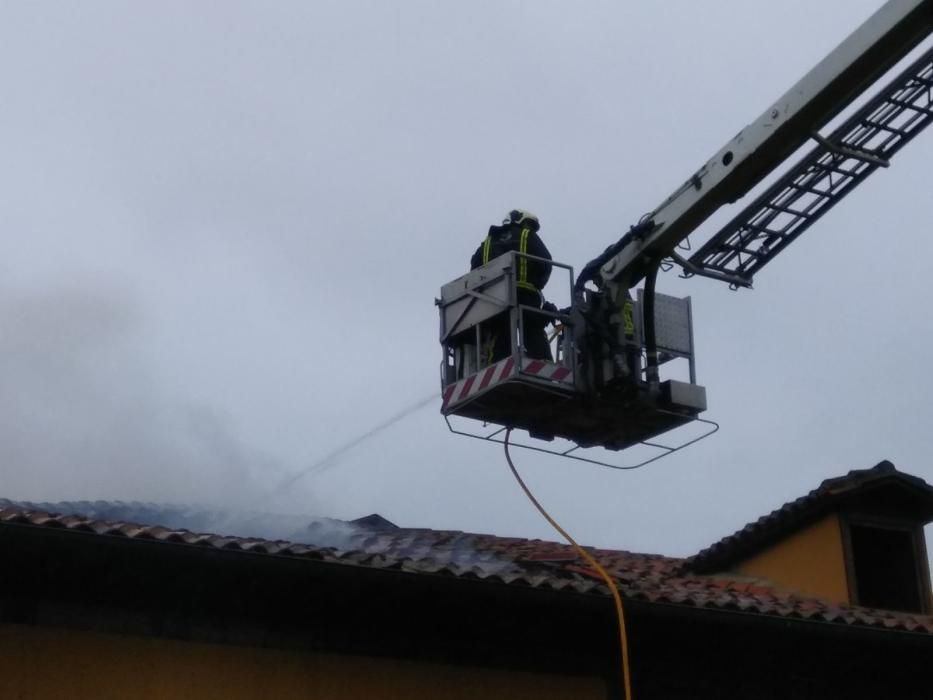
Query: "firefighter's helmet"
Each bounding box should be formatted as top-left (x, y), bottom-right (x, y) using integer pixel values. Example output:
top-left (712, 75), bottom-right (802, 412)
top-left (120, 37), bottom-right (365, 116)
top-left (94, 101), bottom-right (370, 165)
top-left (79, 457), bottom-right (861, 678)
top-left (503, 209), bottom-right (539, 231)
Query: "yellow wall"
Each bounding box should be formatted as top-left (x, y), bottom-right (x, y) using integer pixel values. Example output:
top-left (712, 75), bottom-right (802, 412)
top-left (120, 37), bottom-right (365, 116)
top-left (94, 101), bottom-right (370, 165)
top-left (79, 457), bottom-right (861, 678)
top-left (0, 623), bottom-right (606, 700)
top-left (733, 513), bottom-right (849, 604)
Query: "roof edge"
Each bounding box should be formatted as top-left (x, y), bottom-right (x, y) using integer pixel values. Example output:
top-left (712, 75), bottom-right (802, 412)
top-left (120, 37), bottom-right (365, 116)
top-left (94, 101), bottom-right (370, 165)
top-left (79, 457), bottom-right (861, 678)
top-left (685, 461), bottom-right (933, 574)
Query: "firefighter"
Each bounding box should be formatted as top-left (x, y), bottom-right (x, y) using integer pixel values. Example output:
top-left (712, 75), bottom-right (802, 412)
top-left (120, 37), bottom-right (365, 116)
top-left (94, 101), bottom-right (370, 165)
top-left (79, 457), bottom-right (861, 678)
top-left (471, 209), bottom-right (554, 363)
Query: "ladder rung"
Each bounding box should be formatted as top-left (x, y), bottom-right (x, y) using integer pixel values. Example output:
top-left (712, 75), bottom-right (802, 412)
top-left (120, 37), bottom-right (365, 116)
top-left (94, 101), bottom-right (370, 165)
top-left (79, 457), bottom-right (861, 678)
top-left (794, 170), bottom-right (846, 191)
top-left (863, 120), bottom-right (909, 136)
top-left (810, 159), bottom-right (863, 178)
top-left (715, 243), bottom-right (769, 258)
top-left (729, 222), bottom-right (789, 239)
top-left (788, 182), bottom-right (836, 197)
top-left (763, 202), bottom-right (810, 218)
top-left (881, 97), bottom-right (933, 116)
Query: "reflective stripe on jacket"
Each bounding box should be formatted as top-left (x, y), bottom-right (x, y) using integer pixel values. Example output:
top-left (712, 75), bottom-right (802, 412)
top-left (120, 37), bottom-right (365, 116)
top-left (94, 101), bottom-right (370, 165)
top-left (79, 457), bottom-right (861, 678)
top-left (483, 228), bottom-right (541, 292)
top-left (477, 226), bottom-right (548, 293)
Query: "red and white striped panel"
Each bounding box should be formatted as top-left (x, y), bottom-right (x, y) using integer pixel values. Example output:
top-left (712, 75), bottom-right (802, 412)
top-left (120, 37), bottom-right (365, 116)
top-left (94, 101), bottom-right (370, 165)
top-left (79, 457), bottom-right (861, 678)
top-left (442, 356), bottom-right (516, 411)
top-left (520, 358), bottom-right (574, 384)
top-left (441, 357), bottom-right (575, 411)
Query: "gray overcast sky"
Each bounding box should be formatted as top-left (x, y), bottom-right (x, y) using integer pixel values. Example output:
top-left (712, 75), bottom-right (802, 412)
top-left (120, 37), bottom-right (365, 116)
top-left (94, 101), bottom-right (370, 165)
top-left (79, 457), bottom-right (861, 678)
top-left (2, 1), bottom-right (932, 558)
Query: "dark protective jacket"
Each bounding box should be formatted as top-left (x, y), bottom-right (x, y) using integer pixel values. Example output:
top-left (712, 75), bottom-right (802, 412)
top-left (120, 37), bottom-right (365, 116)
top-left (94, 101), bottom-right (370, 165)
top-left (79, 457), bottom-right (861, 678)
top-left (470, 223), bottom-right (552, 294)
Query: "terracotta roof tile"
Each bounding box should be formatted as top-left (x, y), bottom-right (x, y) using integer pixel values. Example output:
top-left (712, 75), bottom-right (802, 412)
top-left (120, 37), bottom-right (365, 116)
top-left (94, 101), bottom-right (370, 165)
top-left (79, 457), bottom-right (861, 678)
top-left (1, 498), bottom-right (931, 635)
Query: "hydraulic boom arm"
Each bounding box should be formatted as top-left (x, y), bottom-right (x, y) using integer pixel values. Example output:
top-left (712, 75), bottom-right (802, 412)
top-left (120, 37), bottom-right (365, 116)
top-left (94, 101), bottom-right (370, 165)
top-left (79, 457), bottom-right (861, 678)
top-left (594, 0), bottom-right (933, 292)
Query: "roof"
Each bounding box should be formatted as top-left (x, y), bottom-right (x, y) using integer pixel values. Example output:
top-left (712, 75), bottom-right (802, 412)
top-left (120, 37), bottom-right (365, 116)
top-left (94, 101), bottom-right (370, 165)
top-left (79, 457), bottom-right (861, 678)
top-left (687, 460), bottom-right (933, 573)
top-left (2, 484), bottom-right (932, 636)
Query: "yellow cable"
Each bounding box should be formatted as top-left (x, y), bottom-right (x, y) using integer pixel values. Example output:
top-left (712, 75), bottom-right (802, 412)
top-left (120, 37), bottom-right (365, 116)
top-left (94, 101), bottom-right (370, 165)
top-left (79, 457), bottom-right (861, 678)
top-left (503, 429), bottom-right (633, 700)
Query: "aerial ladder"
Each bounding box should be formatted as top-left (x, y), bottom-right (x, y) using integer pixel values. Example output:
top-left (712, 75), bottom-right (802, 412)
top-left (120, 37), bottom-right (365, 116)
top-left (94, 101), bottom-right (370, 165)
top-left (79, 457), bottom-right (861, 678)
top-left (438, 0), bottom-right (933, 466)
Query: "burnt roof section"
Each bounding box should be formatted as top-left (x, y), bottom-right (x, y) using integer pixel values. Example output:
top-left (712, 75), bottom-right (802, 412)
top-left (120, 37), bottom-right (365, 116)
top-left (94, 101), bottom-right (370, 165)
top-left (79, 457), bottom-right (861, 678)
top-left (686, 461), bottom-right (933, 574)
top-left (351, 513), bottom-right (400, 532)
top-left (2, 488), bottom-right (932, 635)
top-left (0, 499), bottom-right (363, 549)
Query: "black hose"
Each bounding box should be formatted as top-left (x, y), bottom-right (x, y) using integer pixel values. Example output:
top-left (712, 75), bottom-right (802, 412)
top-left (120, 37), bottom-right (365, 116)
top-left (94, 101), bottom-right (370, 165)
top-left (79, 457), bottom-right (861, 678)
top-left (643, 262), bottom-right (660, 388)
top-left (574, 218), bottom-right (656, 292)
top-left (575, 238), bottom-right (628, 292)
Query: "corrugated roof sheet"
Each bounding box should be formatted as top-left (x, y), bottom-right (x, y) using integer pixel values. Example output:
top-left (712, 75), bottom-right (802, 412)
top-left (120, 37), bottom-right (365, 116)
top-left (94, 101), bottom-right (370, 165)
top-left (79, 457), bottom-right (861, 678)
top-left (2, 492), bottom-right (931, 635)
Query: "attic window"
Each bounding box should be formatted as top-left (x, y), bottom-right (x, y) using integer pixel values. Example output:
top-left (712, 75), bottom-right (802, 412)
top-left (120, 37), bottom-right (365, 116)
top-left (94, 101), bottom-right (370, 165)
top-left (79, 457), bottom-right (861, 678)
top-left (848, 523), bottom-right (924, 613)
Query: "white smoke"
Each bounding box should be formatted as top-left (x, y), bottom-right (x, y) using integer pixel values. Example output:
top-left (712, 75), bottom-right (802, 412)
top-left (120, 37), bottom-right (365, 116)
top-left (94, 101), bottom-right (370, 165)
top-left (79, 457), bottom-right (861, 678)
top-left (0, 277), bottom-right (316, 513)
